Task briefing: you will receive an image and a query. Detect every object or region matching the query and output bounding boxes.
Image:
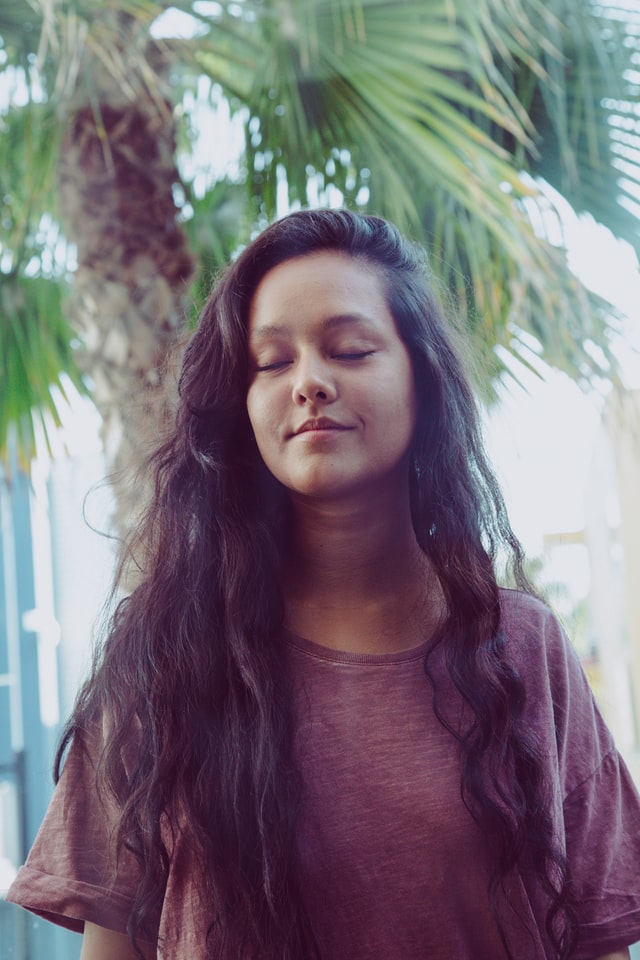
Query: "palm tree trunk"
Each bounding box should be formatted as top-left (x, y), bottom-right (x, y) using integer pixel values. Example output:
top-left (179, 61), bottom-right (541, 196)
top-left (59, 25), bottom-right (195, 541)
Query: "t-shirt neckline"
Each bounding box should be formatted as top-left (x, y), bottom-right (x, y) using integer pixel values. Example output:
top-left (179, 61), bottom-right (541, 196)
top-left (282, 628), bottom-right (431, 665)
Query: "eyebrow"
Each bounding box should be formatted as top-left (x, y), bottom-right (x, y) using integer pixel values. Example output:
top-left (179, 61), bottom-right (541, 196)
top-left (249, 313), bottom-right (375, 341)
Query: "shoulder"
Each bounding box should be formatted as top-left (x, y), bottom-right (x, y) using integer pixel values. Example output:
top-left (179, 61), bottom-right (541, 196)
top-left (498, 587), bottom-right (615, 795)
top-left (497, 586), bottom-right (577, 710)
top-left (498, 586), bottom-right (579, 685)
top-left (498, 586), bottom-right (564, 641)
top-left (497, 585), bottom-right (588, 704)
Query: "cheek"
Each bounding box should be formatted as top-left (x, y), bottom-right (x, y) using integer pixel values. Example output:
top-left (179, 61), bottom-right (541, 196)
top-left (246, 385), bottom-right (265, 437)
top-left (246, 385), bottom-right (278, 454)
top-left (386, 361), bottom-right (417, 432)
top-left (246, 388), bottom-right (258, 436)
top-left (387, 373), bottom-right (418, 460)
top-left (401, 356), bottom-right (418, 432)
top-left (406, 380), bottom-right (418, 435)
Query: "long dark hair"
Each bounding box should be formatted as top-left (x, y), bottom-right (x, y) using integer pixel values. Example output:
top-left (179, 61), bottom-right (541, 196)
top-left (58, 208), bottom-right (577, 958)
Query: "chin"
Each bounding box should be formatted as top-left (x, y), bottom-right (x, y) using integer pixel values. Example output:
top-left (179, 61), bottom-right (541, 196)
top-left (280, 472), bottom-right (356, 500)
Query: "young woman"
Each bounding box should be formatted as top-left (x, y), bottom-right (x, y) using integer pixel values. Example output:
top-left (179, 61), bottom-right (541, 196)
top-left (7, 209), bottom-right (640, 960)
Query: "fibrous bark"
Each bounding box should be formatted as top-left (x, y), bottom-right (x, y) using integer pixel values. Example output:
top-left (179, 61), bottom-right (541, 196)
top-left (59, 32), bottom-right (195, 542)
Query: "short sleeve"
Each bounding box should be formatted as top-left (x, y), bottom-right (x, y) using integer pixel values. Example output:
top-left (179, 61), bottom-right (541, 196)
top-left (5, 727), bottom-right (142, 936)
top-left (564, 749), bottom-right (640, 959)
top-left (501, 589), bottom-right (640, 956)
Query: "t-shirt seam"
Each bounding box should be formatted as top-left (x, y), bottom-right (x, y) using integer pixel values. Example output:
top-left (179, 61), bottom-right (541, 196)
top-left (282, 634), bottom-right (430, 666)
top-left (12, 864), bottom-right (136, 907)
top-left (562, 747), bottom-right (618, 806)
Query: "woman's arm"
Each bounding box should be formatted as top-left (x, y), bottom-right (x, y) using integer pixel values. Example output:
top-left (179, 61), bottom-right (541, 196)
top-left (593, 951), bottom-right (631, 960)
top-left (80, 921), bottom-right (155, 960)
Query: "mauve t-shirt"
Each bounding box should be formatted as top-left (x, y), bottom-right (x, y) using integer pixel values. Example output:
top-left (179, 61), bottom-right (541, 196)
top-left (7, 590), bottom-right (640, 958)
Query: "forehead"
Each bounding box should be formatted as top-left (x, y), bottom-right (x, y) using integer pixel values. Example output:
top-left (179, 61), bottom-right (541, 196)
top-left (247, 251), bottom-right (392, 336)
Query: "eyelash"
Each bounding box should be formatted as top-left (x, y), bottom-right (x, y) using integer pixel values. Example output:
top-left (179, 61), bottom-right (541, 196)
top-left (255, 351), bottom-right (374, 372)
top-left (255, 360), bottom-right (291, 372)
top-left (335, 351), bottom-right (374, 361)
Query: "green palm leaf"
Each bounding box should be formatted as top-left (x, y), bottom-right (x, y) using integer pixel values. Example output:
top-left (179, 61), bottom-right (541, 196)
top-left (0, 274), bottom-right (87, 470)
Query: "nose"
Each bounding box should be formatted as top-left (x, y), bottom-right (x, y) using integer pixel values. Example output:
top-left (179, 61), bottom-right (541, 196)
top-left (292, 353), bottom-right (337, 406)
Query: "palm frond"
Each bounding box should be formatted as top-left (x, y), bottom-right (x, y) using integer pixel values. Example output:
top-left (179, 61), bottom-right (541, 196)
top-left (504, 0), bottom-right (640, 251)
top-left (419, 183), bottom-right (620, 396)
top-left (0, 274), bottom-right (87, 470)
top-left (239, 0), bottom-right (537, 215)
top-left (0, 101), bottom-right (62, 265)
top-left (181, 177), bottom-right (250, 318)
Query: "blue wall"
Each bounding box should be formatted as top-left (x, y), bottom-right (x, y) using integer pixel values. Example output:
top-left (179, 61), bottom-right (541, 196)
top-left (0, 468), bottom-right (80, 960)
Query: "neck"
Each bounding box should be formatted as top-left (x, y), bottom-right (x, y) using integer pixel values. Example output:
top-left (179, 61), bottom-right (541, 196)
top-left (283, 487), bottom-right (444, 654)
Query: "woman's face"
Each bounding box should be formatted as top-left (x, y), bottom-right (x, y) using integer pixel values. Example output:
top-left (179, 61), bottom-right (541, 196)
top-left (246, 251), bottom-right (417, 503)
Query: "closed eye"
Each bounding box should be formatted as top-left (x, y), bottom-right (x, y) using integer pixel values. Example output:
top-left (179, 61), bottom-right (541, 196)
top-left (255, 359), bottom-right (293, 372)
top-left (334, 351), bottom-right (375, 361)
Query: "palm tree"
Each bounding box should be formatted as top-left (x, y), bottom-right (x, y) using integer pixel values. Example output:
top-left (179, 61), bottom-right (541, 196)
top-left (1, 0), bottom-right (638, 527)
top-left (0, 3), bottom-right (86, 469)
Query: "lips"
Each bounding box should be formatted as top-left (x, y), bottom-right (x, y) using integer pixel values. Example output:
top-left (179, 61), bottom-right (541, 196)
top-left (293, 417), bottom-right (351, 436)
